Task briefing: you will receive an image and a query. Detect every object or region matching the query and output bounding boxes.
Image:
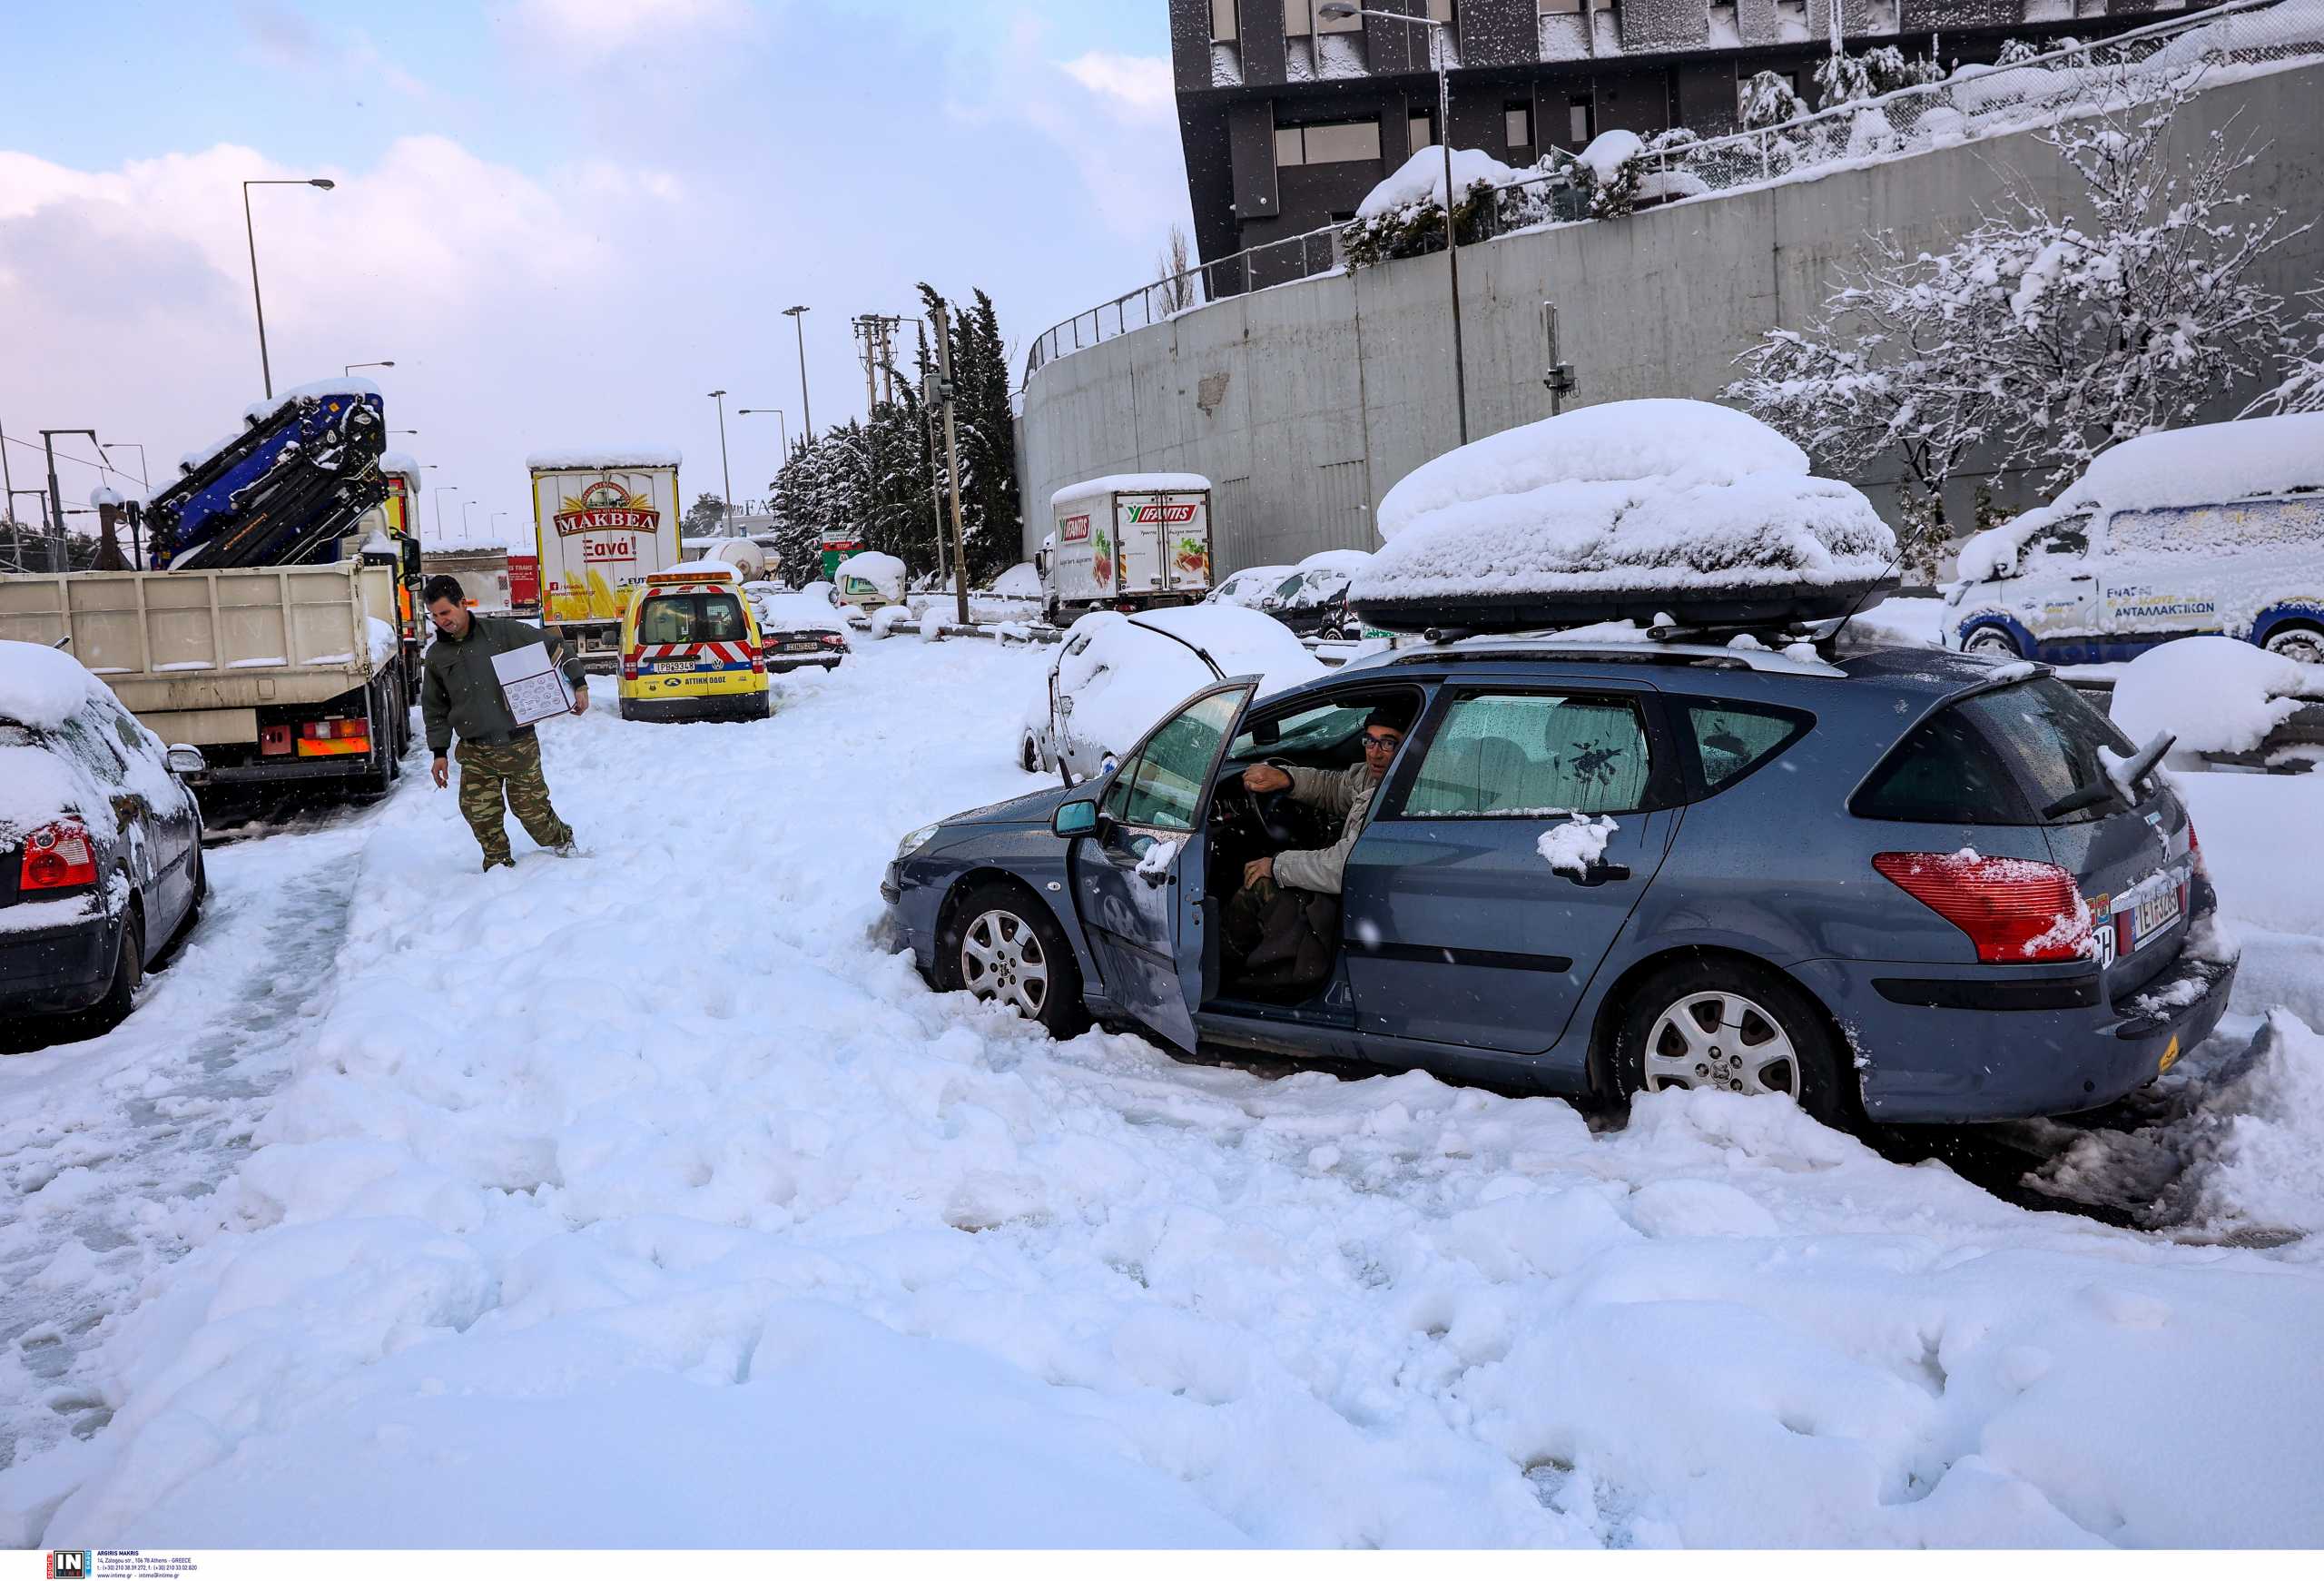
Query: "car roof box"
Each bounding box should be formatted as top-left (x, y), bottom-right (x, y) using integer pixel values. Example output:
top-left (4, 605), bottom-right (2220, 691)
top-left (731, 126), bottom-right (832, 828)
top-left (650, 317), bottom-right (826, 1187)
top-left (1352, 575), bottom-right (1897, 637)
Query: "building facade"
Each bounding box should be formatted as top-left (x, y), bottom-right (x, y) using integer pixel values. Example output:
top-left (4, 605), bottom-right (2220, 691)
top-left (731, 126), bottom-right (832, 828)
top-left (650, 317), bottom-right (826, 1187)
top-left (1170, 1), bottom-right (2217, 285)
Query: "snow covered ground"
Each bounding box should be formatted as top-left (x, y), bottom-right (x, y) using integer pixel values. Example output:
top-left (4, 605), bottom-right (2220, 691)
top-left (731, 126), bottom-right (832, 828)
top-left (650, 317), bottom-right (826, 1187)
top-left (4, 637), bottom-right (2322, 1548)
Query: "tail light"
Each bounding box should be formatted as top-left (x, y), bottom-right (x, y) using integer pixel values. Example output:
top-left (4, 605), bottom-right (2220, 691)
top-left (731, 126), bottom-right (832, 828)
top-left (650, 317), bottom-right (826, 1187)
top-left (21, 820), bottom-right (98, 893)
top-left (820, 634), bottom-right (846, 647)
top-left (1875, 851), bottom-right (2089, 963)
top-left (2187, 820), bottom-right (2207, 877)
top-left (621, 657), bottom-right (640, 680)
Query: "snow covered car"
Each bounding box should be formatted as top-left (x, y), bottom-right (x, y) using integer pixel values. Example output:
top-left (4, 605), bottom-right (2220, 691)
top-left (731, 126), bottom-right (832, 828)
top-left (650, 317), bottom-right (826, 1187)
top-left (893, 641), bottom-right (2235, 1126)
top-left (1258, 550), bottom-right (1374, 639)
top-left (834, 550), bottom-right (907, 613)
top-left (1945, 413), bottom-right (2324, 665)
top-left (744, 582), bottom-right (851, 673)
top-left (2109, 635), bottom-right (2324, 773)
top-left (893, 401), bottom-right (2231, 1125)
top-left (1205, 565), bottom-right (1295, 611)
top-left (1017, 605), bottom-right (1324, 780)
top-left (2, 641), bottom-right (206, 1031)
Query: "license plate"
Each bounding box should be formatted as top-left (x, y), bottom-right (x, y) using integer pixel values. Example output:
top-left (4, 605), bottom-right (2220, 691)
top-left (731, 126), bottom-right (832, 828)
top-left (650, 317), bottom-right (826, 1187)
top-left (2126, 884), bottom-right (2182, 953)
top-left (645, 661), bottom-right (695, 674)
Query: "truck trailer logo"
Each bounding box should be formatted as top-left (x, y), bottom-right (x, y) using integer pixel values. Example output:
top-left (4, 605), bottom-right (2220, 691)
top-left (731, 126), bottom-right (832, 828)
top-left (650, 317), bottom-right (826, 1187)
top-left (552, 479), bottom-right (660, 548)
top-left (1059, 513), bottom-right (1091, 544)
top-left (1128, 503), bottom-right (1199, 525)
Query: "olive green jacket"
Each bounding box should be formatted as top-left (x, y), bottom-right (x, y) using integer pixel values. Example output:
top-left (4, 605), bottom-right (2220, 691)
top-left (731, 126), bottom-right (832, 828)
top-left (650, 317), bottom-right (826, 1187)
top-left (421, 614), bottom-right (586, 755)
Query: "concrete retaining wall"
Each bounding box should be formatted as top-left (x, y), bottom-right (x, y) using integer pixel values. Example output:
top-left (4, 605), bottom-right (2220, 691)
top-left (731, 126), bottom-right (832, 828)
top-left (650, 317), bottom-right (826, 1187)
top-left (1021, 63), bottom-right (2324, 574)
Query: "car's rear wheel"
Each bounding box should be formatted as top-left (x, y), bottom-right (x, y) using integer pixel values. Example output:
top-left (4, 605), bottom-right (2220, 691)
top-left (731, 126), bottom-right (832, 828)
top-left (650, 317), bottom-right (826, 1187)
top-left (940, 883), bottom-right (1090, 1039)
top-left (2262, 623), bottom-right (2324, 666)
top-left (87, 903), bottom-right (145, 1031)
top-left (1963, 626), bottom-right (2022, 658)
top-left (1612, 956), bottom-right (1847, 1126)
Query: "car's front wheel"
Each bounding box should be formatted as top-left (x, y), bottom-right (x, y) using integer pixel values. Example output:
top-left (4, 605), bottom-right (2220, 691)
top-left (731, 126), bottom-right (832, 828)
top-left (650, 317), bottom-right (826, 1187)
top-left (2262, 623), bottom-right (2324, 666)
top-left (1962, 625), bottom-right (2022, 658)
top-left (939, 882), bottom-right (1090, 1038)
top-left (1612, 956), bottom-right (1847, 1125)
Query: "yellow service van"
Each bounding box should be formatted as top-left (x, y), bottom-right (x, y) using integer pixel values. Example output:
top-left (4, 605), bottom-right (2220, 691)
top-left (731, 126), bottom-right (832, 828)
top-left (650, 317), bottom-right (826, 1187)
top-left (616, 565), bottom-right (771, 723)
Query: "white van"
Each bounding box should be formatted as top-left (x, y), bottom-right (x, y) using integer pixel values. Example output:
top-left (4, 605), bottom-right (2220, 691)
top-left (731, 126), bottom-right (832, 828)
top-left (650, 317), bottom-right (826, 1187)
top-left (1946, 414), bottom-right (2324, 665)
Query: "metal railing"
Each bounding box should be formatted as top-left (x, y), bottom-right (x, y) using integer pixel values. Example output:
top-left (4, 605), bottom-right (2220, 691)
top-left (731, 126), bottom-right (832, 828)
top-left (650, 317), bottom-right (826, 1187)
top-left (1023, 0), bottom-right (2322, 387)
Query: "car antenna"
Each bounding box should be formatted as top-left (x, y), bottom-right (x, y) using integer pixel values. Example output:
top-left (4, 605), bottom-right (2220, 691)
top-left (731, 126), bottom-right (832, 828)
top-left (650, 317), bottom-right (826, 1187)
top-left (1124, 615), bottom-right (1225, 681)
top-left (1824, 540), bottom-right (1911, 657)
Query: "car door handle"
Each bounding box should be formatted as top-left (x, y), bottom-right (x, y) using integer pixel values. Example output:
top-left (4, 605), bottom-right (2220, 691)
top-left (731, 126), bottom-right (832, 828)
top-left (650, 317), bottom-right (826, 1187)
top-left (1561, 861), bottom-right (1630, 887)
top-left (2068, 574), bottom-right (2094, 583)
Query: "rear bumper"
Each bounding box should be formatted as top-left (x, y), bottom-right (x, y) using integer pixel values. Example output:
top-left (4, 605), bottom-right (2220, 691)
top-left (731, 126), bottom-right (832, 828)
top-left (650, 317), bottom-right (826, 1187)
top-left (0, 913), bottom-right (117, 1017)
top-left (768, 651), bottom-right (844, 672)
top-left (618, 691), bottom-right (770, 723)
top-left (1798, 940), bottom-right (2240, 1123)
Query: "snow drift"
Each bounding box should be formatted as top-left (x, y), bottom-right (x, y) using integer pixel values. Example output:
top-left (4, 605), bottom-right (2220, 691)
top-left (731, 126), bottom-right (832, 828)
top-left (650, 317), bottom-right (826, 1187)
top-left (2111, 636), bottom-right (2323, 757)
top-left (1351, 400), bottom-right (1896, 630)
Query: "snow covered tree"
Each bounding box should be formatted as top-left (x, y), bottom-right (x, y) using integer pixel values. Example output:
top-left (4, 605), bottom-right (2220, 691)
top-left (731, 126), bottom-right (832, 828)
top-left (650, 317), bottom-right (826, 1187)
top-left (682, 492), bottom-right (728, 537)
top-left (2245, 293), bottom-right (2324, 417)
top-left (1732, 68), bottom-right (2299, 526)
top-left (1812, 49), bottom-right (1876, 108)
top-left (1156, 224), bottom-right (1197, 316)
top-left (1740, 71), bottom-right (1807, 132)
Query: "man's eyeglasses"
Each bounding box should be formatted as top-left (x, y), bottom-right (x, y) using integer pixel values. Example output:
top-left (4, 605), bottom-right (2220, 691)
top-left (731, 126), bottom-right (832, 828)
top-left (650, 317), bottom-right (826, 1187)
top-left (1362, 732), bottom-right (1403, 753)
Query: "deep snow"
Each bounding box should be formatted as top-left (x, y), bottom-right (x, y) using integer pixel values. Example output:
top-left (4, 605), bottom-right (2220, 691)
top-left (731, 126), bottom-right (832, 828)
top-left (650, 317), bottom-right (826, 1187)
top-left (3, 638), bottom-right (2321, 1548)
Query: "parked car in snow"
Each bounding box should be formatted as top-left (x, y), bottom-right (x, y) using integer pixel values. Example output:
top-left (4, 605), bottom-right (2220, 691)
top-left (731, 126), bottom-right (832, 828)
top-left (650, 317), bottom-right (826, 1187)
top-left (1259, 550), bottom-right (1374, 640)
top-left (2109, 635), bottom-right (2324, 773)
top-left (1205, 565), bottom-right (1295, 611)
top-left (2, 640), bottom-right (207, 1033)
top-left (1017, 605), bottom-right (1324, 781)
top-left (834, 551), bottom-right (907, 613)
top-left (895, 639), bottom-right (2233, 1126)
top-left (616, 565), bottom-right (772, 723)
top-left (1946, 413), bottom-right (2324, 665)
top-left (745, 581), bottom-right (852, 673)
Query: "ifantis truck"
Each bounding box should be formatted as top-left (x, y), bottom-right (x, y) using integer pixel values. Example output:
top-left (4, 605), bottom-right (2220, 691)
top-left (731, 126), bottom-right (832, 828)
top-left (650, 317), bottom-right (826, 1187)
top-left (1039, 473), bottom-right (1213, 625)
top-left (527, 449), bottom-right (683, 667)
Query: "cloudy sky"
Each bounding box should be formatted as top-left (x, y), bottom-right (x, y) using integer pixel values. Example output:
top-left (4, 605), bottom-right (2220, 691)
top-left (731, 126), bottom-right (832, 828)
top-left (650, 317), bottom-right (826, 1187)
top-left (1, 0), bottom-right (1187, 549)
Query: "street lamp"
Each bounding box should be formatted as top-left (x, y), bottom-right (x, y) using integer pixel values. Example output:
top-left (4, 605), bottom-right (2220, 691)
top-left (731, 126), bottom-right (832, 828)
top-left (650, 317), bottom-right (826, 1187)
top-left (344, 360), bottom-right (395, 376)
top-left (706, 390), bottom-right (734, 529)
top-left (783, 305), bottom-right (814, 443)
top-left (100, 442), bottom-right (150, 493)
top-left (463, 500), bottom-right (479, 543)
top-left (1319, 3), bottom-right (1466, 444)
top-left (241, 176), bottom-right (336, 400)
top-left (435, 486), bottom-right (458, 540)
top-left (737, 408), bottom-right (789, 464)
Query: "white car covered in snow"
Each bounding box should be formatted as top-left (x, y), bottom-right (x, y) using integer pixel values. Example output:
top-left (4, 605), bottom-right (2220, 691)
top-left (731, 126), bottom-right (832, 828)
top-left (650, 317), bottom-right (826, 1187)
top-left (1946, 413), bottom-right (2324, 665)
top-left (1019, 604), bottom-right (1325, 780)
top-left (743, 581), bottom-right (851, 673)
top-left (1205, 564), bottom-right (1296, 611)
top-left (1258, 548), bottom-right (1375, 639)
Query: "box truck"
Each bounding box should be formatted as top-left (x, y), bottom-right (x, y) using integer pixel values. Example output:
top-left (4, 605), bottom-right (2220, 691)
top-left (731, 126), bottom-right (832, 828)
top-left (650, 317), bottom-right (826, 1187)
top-left (1040, 474), bottom-right (1213, 624)
top-left (527, 449), bottom-right (683, 667)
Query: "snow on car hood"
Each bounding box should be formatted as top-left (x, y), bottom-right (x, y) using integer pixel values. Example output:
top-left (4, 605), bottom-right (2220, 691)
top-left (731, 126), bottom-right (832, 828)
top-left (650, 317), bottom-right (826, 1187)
top-left (1039, 606), bottom-right (1326, 761)
top-left (1354, 400), bottom-right (1895, 604)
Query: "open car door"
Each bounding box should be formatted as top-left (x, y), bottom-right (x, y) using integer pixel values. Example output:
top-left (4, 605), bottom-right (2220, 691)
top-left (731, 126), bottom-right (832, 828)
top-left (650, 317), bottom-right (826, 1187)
top-left (1068, 679), bottom-right (1256, 1052)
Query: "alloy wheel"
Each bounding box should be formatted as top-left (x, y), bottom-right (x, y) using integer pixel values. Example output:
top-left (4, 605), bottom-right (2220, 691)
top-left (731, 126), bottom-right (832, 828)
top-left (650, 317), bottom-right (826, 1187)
top-left (2262, 627), bottom-right (2324, 666)
top-left (959, 908), bottom-right (1050, 1020)
top-left (1641, 990), bottom-right (1801, 1100)
top-left (1965, 627), bottom-right (2020, 658)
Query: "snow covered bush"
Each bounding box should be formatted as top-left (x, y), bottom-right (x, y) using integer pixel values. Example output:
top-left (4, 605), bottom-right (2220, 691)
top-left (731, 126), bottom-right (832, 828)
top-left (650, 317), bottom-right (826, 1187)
top-left (1739, 70), bottom-right (1806, 132)
top-left (2245, 292), bottom-right (2324, 418)
top-left (1731, 68), bottom-right (2299, 541)
top-left (2111, 636), bottom-right (2324, 759)
top-left (1347, 399), bottom-right (1896, 621)
top-left (1340, 146), bottom-right (1512, 268)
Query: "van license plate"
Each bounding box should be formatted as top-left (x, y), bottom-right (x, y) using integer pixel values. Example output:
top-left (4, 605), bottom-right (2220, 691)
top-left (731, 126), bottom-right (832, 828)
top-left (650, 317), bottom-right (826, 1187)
top-left (2126, 886), bottom-right (2182, 953)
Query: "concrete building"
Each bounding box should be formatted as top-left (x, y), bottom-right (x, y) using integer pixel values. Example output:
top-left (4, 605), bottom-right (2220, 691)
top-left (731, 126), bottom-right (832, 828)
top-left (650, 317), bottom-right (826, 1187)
top-left (1022, 54), bottom-right (2324, 578)
top-left (1172, 0), bottom-right (2222, 286)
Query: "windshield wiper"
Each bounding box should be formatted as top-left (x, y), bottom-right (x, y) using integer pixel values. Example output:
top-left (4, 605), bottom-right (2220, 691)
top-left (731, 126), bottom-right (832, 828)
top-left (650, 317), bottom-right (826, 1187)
top-left (2040, 730), bottom-right (2175, 820)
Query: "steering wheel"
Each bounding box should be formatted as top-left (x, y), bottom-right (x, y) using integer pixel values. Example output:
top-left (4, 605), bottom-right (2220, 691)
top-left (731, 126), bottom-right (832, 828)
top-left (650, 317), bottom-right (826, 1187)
top-left (1248, 759), bottom-right (1305, 845)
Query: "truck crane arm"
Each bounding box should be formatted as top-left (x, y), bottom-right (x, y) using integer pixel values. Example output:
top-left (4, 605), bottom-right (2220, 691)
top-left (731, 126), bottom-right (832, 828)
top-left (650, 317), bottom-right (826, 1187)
top-left (146, 384), bottom-right (389, 569)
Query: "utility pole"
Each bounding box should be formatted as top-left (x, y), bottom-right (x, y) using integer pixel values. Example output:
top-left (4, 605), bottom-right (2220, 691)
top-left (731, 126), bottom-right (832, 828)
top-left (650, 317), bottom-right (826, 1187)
top-left (783, 305), bottom-right (814, 443)
top-left (707, 390), bottom-right (734, 529)
top-left (41, 429), bottom-right (97, 574)
top-left (0, 417), bottom-right (16, 538)
top-left (931, 299), bottom-right (970, 627)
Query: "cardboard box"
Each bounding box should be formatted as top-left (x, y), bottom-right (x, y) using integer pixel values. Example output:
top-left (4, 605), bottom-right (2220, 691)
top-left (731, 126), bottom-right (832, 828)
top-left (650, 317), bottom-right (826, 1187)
top-left (491, 641), bottom-right (576, 728)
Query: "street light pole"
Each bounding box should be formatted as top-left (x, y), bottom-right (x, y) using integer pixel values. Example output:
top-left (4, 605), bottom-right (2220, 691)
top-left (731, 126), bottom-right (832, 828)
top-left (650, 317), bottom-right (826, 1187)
top-left (463, 500), bottom-right (479, 545)
top-left (783, 305), bottom-right (813, 444)
top-left (738, 409), bottom-right (788, 465)
top-left (435, 487), bottom-right (457, 541)
top-left (345, 360), bottom-right (395, 376)
top-left (1321, 4), bottom-right (1465, 444)
top-left (241, 177), bottom-right (336, 400)
top-left (707, 390), bottom-right (734, 529)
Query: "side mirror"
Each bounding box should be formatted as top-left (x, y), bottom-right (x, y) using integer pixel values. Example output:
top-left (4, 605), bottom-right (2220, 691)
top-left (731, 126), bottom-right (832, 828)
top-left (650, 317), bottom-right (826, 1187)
top-left (1052, 799), bottom-right (1099, 838)
top-left (165, 745), bottom-right (205, 775)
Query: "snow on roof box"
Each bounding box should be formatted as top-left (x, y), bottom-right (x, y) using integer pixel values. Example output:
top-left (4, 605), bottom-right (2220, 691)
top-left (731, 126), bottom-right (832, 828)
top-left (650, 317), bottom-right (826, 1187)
top-left (526, 446), bottom-right (684, 470)
top-left (1350, 399), bottom-right (1898, 634)
top-left (1051, 473), bottom-right (1211, 509)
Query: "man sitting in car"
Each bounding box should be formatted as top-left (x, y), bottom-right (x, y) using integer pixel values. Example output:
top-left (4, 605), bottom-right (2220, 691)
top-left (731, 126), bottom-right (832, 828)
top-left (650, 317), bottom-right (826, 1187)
top-left (1222, 703), bottom-right (1409, 983)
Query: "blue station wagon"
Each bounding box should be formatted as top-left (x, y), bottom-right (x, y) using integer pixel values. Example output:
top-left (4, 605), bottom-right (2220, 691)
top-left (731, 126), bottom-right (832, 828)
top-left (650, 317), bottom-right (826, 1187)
top-left (882, 637), bottom-right (2236, 1125)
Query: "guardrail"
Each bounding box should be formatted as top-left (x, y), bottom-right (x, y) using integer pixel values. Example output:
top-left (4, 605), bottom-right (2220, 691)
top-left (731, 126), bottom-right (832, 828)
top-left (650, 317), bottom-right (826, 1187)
top-left (1022, 0), bottom-right (2321, 387)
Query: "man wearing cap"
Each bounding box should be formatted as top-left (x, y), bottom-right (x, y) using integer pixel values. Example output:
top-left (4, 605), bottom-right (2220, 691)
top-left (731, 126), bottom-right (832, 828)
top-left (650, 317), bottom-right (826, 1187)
top-left (1223, 704), bottom-right (1408, 977)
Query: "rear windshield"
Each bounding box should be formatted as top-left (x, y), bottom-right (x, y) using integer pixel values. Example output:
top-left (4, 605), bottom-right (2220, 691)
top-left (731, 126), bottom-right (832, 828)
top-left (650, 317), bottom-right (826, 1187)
top-left (1854, 678), bottom-right (2136, 826)
top-left (636, 593), bottom-right (747, 647)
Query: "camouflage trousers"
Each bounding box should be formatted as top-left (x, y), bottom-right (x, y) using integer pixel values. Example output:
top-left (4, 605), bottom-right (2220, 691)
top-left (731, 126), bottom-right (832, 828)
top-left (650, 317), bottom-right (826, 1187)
top-left (454, 732), bottom-right (574, 868)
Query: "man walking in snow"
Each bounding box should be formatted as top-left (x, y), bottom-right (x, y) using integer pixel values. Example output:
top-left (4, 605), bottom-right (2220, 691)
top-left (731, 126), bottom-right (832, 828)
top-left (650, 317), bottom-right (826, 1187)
top-left (1223, 703), bottom-right (1408, 983)
top-left (419, 575), bottom-right (589, 871)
